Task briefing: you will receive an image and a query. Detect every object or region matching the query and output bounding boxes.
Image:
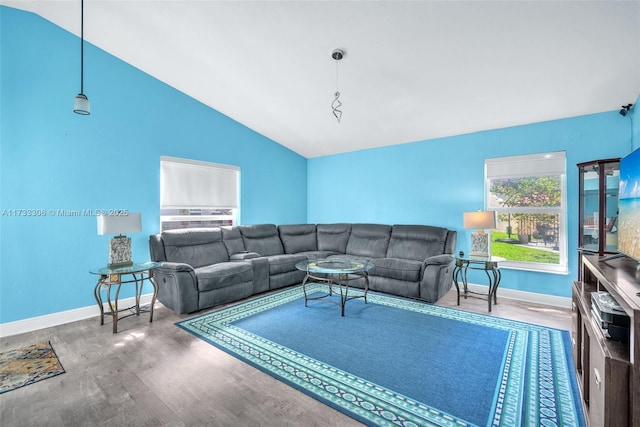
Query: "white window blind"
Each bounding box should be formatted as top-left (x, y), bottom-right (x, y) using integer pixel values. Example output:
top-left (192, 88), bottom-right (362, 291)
top-left (160, 156), bottom-right (239, 209)
top-left (486, 151), bottom-right (566, 179)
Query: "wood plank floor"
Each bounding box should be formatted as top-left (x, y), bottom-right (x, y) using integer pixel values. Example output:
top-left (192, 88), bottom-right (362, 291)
top-left (0, 287), bottom-right (571, 426)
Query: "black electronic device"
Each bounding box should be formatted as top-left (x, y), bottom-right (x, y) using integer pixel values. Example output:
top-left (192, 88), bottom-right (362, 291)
top-left (591, 291), bottom-right (630, 342)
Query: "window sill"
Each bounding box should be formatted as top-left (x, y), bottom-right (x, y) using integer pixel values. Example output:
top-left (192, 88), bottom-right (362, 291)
top-left (498, 260), bottom-right (568, 275)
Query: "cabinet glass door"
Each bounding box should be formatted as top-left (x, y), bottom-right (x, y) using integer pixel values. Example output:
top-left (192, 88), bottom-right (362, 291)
top-left (578, 159), bottom-right (620, 255)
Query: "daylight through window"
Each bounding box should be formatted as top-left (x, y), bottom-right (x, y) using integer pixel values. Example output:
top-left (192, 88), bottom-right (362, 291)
top-left (485, 151), bottom-right (567, 274)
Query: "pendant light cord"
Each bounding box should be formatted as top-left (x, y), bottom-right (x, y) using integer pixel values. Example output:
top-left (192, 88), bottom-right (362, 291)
top-left (80, 0), bottom-right (85, 94)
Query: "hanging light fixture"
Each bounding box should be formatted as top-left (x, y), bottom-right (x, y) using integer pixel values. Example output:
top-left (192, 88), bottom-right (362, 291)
top-left (73, 0), bottom-right (90, 115)
top-left (331, 48), bottom-right (344, 123)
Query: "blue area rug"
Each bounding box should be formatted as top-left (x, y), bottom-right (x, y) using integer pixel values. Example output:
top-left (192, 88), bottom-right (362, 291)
top-left (177, 285), bottom-right (585, 426)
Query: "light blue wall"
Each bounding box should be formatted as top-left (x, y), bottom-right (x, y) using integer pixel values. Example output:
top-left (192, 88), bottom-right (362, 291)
top-left (0, 7), bottom-right (307, 323)
top-left (2, 6), bottom-right (637, 324)
top-left (308, 113), bottom-right (632, 298)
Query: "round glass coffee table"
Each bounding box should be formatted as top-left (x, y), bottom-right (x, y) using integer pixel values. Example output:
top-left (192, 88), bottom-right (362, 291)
top-left (295, 258), bottom-right (374, 316)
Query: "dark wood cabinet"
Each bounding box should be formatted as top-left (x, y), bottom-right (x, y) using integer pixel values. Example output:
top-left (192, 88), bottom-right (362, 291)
top-left (577, 159), bottom-right (620, 280)
top-left (572, 254), bottom-right (640, 426)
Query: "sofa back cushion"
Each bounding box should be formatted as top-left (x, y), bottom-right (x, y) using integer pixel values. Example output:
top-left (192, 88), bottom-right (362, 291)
top-left (317, 223), bottom-right (352, 253)
top-left (387, 225), bottom-right (449, 261)
top-left (149, 234), bottom-right (166, 262)
top-left (161, 228), bottom-right (230, 268)
top-left (278, 224), bottom-right (317, 253)
top-left (239, 224), bottom-right (284, 256)
top-left (221, 226), bottom-right (246, 255)
top-left (346, 224), bottom-right (391, 258)
top-left (444, 230), bottom-right (457, 255)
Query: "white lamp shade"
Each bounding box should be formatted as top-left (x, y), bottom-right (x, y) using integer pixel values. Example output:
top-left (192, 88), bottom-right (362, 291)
top-left (463, 211), bottom-right (496, 230)
top-left (74, 93), bottom-right (90, 115)
top-left (97, 213), bottom-right (141, 235)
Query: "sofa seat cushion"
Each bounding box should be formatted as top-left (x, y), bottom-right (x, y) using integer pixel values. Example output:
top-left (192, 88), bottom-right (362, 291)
top-left (298, 250), bottom-right (341, 260)
top-left (195, 262), bottom-right (253, 292)
top-left (326, 254), bottom-right (374, 262)
top-left (371, 258), bottom-right (422, 282)
top-left (266, 254), bottom-right (307, 275)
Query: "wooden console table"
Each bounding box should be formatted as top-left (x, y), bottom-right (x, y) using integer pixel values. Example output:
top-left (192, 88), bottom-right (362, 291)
top-left (572, 253), bottom-right (640, 427)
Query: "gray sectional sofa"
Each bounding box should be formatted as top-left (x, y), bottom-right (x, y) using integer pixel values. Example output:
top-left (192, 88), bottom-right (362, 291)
top-left (149, 223), bottom-right (457, 314)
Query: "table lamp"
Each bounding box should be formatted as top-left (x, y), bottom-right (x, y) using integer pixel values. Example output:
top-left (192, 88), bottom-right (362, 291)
top-left (463, 211), bottom-right (496, 257)
top-left (97, 213), bottom-right (141, 268)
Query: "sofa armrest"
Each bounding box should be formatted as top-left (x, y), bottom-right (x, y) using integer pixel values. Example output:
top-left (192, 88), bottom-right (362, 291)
top-left (154, 262), bottom-right (199, 314)
top-left (157, 261), bottom-right (195, 273)
top-left (423, 254), bottom-right (453, 266)
top-left (230, 252), bottom-right (260, 261)
top-left (420, 255), bottom-right (454, 303)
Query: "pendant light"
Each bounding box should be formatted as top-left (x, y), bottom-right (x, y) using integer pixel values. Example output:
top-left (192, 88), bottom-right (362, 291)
top-left (73, 0), bottom-right (90, 115)
top-left (331, 49), bottom-right (344, 123)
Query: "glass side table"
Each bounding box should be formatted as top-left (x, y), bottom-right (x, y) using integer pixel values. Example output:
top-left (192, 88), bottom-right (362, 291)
top-left (90, 261), bottom-right (160, 333)
top-left (453, 255), bottom-right (504, 312)
top-left (295, 258), bottom-right (374, 316)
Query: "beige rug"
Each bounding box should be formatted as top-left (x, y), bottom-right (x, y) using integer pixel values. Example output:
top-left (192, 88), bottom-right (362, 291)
top-left (0, 341), bottom-right (65, 394)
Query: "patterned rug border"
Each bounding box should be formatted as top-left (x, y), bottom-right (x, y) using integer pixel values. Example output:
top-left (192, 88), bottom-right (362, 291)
top-left (0, 340), bottom-right (66, 394)
top-left (177, 286), bottom-right (585, 427)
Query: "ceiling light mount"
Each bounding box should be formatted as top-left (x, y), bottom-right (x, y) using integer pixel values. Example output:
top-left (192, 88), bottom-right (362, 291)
top-left (620, 104), bottom-right (633, 117)
top-left (332, 49), bottom-right (344, 61)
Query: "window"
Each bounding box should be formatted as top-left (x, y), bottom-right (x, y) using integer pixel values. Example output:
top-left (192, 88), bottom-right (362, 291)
top-left (160, 156), bottom-right (239, 231)
top-left (486, 151), bottom-right (567, 274)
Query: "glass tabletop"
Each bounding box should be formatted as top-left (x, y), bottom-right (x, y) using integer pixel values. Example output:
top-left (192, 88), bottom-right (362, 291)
top-left (90, 261), bottom-right (161, 275)
top-left (456, 255), bottom-right (505, 262)
top-left (296, 259), bottom-right (374, 274)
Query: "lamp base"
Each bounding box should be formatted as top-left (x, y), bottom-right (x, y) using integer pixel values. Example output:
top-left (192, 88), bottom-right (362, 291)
top-left (470, 230), bottom-right (490, 258)
top-left (108, 235), bottom-right (132, 267)
top-left (107, 261), bottom-right (134, 269)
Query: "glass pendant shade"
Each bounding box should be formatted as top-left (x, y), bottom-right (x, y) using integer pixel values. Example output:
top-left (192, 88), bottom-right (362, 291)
top-left (74, 93), bottom-right (90, 115)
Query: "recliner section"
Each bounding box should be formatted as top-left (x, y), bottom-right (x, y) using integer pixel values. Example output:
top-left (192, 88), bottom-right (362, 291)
top-left (149, 223), bottom-right (457, 314)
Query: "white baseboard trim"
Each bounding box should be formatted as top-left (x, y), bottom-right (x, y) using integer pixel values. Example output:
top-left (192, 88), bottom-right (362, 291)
top-left (0, 286), bottom-right (571, 338)
top-left (465, 283), bottom-right (572, 309)
top-left (0, 294), bottom-right (154, 338)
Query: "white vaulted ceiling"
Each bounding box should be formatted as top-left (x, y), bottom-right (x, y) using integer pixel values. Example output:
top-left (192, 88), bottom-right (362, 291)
top-left (3, 1), bottom-right (640, 158)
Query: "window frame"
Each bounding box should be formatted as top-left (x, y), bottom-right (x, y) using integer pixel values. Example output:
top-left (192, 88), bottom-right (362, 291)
top-left (160, 156), bottom-right (240, 232)
top-left (485, 151), bottom-right (568, 274)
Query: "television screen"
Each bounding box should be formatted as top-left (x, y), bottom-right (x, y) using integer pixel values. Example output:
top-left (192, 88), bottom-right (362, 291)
top-left (618, 147), bottom-right (640, 261)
